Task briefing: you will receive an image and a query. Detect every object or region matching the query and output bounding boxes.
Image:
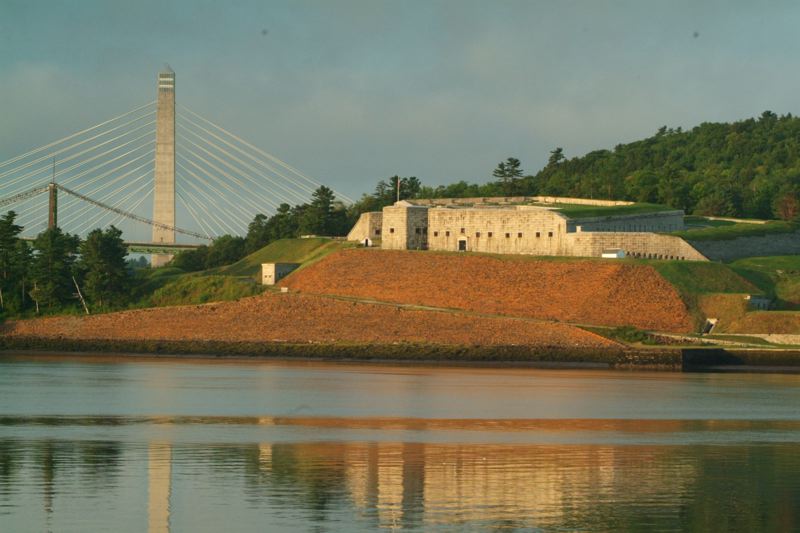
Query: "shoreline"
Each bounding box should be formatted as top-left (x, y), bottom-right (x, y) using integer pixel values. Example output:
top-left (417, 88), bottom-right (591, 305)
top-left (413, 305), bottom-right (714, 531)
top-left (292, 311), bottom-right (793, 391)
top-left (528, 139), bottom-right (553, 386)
top-left (3, 337), bottom-right (800, 372)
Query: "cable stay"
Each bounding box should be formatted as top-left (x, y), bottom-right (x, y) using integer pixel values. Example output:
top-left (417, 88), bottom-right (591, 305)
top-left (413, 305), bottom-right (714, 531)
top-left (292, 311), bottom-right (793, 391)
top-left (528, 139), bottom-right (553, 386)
top-left (55, 184), bottom-right (211, 241)
top-left (0, 185), bottom-right (50, 210)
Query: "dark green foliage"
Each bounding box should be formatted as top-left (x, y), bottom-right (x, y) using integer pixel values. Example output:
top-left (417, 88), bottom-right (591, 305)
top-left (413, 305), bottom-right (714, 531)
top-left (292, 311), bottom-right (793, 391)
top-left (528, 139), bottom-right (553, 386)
top-left (77, 226), bottom-right (130, 308)
top-left (0, 212), bottom-right (30, 313)
top-left (536, 111), bottom-right (800, 218)
top-left (170, 246), bottom-right (209, 272)
top-left (28, 227), bottom-right (80, 311)
top-left (492, 157), bottom-right (524, 195)
top-left (204, 235), bottom-right (246, 269)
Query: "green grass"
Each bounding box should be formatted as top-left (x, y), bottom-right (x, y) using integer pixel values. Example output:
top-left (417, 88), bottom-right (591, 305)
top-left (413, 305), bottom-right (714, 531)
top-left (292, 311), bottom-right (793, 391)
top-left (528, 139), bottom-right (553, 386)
top-left (210, 238), bottom-right (352, 278)
top-left (729, 255), bottom-right (800, 309)
top-left (136, 275), bottom-right (264, 308)
top-left (671, 220), bottom-right (797, 241)
top-left (650, 261), bottom-right (758, 295)
top-left (552, 202), bottom-right (674, 219)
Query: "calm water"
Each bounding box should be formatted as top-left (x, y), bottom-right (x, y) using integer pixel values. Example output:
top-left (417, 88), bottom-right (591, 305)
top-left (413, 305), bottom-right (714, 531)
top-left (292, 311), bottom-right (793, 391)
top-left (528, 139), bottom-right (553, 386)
top-left (0, 355), bottom-right (799, 532)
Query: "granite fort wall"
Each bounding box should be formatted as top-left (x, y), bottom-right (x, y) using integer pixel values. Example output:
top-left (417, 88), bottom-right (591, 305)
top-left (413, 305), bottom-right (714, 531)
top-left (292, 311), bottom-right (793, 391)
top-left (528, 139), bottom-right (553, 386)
top-left (346, 211), bottom-right (383, 242)
top-left (571, 211), bottom-right (685, 233)
top-left (427, 207), bottom-right (571, 254)
top-left (382, 204), bottom-right (428, 250)
top-left (567, 233), bottom-right (707, 261)
top-left (688, 231), bottom-right (800, 261)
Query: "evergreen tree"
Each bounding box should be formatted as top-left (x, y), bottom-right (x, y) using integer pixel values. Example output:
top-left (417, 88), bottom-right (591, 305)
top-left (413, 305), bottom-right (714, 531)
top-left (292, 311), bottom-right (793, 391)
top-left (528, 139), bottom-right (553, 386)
top-left (78, 226), bottom-right (130, 308)
top-left (0, 211), bottom-right (28, 312)
top-left (492, 157), bottom-right (523, 195)
top-left (29, 228), bottom-right (80, 311)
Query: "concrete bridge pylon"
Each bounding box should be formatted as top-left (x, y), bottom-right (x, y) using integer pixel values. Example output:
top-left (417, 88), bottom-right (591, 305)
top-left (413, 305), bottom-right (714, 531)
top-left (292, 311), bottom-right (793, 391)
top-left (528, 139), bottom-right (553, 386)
top-left (151, 68), bottom-right (176, 267)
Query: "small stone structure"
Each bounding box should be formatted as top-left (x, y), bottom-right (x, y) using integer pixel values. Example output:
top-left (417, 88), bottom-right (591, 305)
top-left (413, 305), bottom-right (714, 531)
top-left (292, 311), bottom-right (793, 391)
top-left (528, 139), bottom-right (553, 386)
top-left (261, 263), bottom-right (300, 286)
top-left (346, 211), bottom-right (383, 243)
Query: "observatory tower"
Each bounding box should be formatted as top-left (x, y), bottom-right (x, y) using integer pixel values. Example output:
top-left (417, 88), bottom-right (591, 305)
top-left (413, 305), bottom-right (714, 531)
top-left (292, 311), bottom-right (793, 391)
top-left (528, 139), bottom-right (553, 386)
top-left (152, 68), bottom-right (176, 267)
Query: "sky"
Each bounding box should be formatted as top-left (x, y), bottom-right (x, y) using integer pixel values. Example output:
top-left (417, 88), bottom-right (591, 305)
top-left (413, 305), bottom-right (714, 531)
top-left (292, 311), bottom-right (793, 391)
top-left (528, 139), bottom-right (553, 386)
top-left (2, 0), bottom-right (800, 201)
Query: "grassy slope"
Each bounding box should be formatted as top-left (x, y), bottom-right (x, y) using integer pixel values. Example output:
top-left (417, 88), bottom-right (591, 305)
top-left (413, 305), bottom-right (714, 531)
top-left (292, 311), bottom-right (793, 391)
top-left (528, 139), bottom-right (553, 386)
top-left (671, 220), bottom-right (796, 241)
top-left (552, 202), bottom-right (672, 219)
top-left (128, 238), bottom-right (349, 308)
top-left (729, 256), bottom-right (800, 309)
top-left (212, 238), bottom-right (351, 278)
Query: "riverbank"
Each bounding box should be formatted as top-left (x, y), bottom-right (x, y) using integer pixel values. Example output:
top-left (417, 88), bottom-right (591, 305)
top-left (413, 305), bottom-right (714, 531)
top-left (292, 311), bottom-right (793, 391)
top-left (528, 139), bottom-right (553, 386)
top-left (3, 337), bottom-right (800, 372)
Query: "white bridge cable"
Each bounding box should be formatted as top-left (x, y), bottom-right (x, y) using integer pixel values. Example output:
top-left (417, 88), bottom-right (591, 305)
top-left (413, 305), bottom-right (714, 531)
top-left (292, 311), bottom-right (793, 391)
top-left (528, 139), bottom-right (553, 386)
top-left (1, 129), bottom-right (154, 196)
top-left (175, 141), bottom-right (280, 212)
top-left (176, 112), bottom-right (321, 199)
top-left (0, 109), bottom-right (155, 182)
top-left (107, 189), bottom-right (152, 230)
top-left (176, 186), bottom-right (214, 238)
top-left (179, 105), bottom-right (352, 202)
top-left (175, 151), bottom-right (275, 217)
top-left (56, 167), bottom-right (154, 230)
top-left (175, 158), bottom-right (265, 233)
top-left (0, 101), bottom-right (155, 170)
top-left (12, 147), bottom-right (154, 223)
top-left (46, 152), bottom-right (155, 217)
top-left (176, 119), bottom-right (311, 206)
top-left (71, 179), bottom-right (154, 235)
top-left (176, 176), bottom-right (235, 235)
top-left (176, 170), bottom-right (244, 235)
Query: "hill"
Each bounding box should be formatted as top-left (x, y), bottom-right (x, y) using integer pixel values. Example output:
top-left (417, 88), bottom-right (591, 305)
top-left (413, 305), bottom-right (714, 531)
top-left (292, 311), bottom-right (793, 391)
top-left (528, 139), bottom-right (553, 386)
top-left (535, 111), bottom-right (800, 220)
top-left (211, 238), bottom-right (350, 278)
top-left (279, 249), bottom-right (696, 333)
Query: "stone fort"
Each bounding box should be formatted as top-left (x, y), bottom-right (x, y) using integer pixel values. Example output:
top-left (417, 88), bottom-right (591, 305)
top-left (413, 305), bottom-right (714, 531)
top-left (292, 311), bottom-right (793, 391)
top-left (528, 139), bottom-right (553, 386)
top-left (348, 196), bottom-right (709, 261)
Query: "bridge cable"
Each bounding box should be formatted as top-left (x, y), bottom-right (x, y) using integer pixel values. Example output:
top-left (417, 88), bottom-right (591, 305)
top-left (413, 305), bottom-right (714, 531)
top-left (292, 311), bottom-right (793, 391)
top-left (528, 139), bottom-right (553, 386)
top-left (176, 171), bottom-right (242, 235)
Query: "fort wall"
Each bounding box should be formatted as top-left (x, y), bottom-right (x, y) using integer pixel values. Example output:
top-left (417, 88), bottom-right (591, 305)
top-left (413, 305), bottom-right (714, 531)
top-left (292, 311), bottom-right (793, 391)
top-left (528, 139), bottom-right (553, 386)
top-left (382, 203), bottom-right (428, 250)
top-left (346, 211), bottom-right (383, 242)
top-left (566, 233), bottom-right (707, 261)
top-left (572, 210), bottom-right (684, 233)
top-left (688, 231), bottom-right (800, 261)
top-left (411, 196), bottom-right (634, 207)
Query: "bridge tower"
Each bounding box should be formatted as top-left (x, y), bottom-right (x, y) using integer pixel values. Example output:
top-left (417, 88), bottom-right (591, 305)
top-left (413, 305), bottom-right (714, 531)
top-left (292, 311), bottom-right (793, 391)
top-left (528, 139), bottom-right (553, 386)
top-left (151, 68), bottom-right (176, 267)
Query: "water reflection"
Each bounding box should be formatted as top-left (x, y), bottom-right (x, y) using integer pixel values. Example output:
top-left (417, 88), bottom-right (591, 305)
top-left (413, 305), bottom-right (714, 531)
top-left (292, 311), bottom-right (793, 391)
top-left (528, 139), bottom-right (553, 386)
top-left (2, 437), bottom-right (797, 531)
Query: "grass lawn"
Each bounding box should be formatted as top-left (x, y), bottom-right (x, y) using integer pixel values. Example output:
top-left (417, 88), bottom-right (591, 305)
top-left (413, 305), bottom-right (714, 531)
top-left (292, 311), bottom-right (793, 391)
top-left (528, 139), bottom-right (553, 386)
top-left (551, 202), bottom-right (674, 219)
top-left (729, 255), bottom-right (800, 309)
top-left (671, 220), bottom-right (796, 241)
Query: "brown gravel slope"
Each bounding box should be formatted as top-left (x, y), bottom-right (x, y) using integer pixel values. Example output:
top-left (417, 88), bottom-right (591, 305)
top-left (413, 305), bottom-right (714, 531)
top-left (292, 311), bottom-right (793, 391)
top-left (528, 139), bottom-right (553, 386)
top-left (281, 249), bottom-right (694, 333)
top-left (1, 291), bottom-right (619, 349)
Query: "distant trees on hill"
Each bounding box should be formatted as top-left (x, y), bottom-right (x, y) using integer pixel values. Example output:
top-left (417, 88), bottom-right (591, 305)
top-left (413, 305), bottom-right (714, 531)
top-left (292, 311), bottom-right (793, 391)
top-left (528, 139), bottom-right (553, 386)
top-left (347, 110), bottom-right (800, 221)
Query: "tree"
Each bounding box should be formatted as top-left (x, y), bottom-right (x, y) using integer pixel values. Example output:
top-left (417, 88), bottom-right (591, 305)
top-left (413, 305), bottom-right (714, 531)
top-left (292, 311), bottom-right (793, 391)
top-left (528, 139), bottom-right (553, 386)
top-left (29, 228), bottom-right (80, 311)
top-left (77, 226), bottom-right (130, 308)
top-left (547, 147), bottom-right (565, 167)
top-left (773, 187), bottom-right (800, 221)
top-left (244, 213), bottom-right (270, 254)
top-left (493, 157), bottom-right (523, 195)
top-left (204, 235), bottom-right (246, 269)
top-left (0, 211), bottom-right (28, 312)
top-left (299, 186), bottom-right (336, 236)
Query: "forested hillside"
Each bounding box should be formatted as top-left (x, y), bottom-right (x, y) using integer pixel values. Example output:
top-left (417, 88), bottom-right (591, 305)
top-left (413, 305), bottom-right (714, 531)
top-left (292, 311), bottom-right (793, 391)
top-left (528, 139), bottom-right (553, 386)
top-left (535, 111), bottom-right (800, 220)
top-left (352, 111), bottom-right (800, 222)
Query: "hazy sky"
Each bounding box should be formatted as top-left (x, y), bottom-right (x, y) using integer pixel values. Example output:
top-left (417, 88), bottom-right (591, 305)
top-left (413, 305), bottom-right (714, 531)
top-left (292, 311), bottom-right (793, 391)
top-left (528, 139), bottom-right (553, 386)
top-left (2, 0), bottom-right (800, 199)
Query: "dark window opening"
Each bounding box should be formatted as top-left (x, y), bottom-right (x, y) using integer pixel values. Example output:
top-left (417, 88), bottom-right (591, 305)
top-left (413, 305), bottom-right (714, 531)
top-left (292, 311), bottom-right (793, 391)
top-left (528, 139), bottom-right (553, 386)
top-left (517, 232), bottom-right (523, 238)
top-left (488, 232), bottom-right (493, 237)
top-left (460, 228), bottom-right (466, 234)
top-left (445, 231), bottom-right (450, 237)
top-left (433, 231), bottom-right (439, 237)
top-left (415, 228), bottom-right (421, 234)
top-left (505, 233), bottom-right (511, 238)
top-left (476, 232), bottom-right (481, 238)
top-left (375, 229), bottom-right (381, 235)
top-left (389, 228), bottom-right (395, 234)
top-left (535, 232), bottom-right (540, 238)
top-left (548, 231), bottom-right (553, 237)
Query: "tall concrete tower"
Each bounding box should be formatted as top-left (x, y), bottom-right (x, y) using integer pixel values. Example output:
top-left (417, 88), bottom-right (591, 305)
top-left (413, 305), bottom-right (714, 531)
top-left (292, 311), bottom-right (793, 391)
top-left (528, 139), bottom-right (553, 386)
top-left (151, 68), bottom-right (176, 267)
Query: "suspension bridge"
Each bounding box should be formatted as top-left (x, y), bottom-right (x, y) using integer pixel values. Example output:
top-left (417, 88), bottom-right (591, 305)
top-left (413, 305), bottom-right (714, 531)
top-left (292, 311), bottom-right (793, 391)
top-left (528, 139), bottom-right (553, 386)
top-left (0, 69), bottom-right (352, 263)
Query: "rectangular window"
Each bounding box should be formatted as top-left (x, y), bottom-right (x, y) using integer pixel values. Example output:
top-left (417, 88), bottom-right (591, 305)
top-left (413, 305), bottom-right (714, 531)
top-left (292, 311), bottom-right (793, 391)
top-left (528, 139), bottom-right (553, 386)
top-left (505, 233), bottom-right (511, 238)
top-left (445, 231), bottom-right (450, 237)
top-left (460, 228), bottom-right (466, 234)
top-left (517, 232), bottom-right (523, 238)
top-left (433, 231), bottom-right (439, 237)
top-left (476, 232), bottom-right (481, 238)
top-left (488, 232), bottom-right (493, 237)
top-left (535, 232), bottom-right (541, 238)
top-left (389, 228), bottom-right (395, 234)
top-left (415, 228), bottom-right (421, 234)
top-left (548, 231), bottom-right (553, 237)
top-left (375, 229), bottom-right (381, 235)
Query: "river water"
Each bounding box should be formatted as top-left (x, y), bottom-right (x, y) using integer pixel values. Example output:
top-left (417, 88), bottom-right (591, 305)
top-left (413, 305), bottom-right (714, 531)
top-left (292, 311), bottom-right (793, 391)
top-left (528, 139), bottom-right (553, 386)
top-left (0, 354), bottom-right (798, 532)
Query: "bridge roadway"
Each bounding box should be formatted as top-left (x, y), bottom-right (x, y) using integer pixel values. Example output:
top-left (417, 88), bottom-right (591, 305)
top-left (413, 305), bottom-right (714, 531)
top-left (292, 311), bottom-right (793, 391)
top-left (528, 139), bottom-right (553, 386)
top-left (20, 237), bottom-right (202, 254)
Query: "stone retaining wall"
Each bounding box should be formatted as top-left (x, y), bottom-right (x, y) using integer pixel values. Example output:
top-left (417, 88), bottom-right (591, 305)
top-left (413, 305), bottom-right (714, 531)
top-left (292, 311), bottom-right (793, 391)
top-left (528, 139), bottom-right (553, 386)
top-left (689, 231), bottom-right (800, 261)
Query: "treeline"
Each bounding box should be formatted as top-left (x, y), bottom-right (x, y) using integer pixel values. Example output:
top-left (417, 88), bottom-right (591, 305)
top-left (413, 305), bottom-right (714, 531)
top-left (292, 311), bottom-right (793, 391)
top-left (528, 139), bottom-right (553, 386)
top-left (170, 185), bottom-right (352, 271)
top-left (349, 111), bottom-right (800, 221)
top-left (0, 212), bottom-right (130, 316)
